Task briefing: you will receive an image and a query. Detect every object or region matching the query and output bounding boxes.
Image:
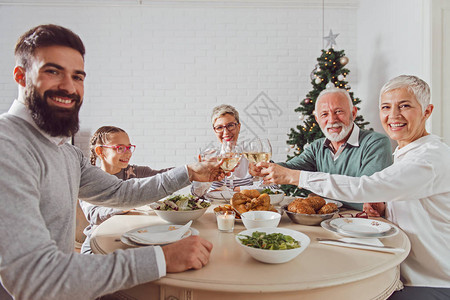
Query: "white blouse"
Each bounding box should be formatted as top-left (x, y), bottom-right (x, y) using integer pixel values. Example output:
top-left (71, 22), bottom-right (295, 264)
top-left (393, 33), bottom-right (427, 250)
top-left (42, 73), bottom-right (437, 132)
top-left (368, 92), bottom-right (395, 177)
top-left (299, 134), bottom-right (450, 288)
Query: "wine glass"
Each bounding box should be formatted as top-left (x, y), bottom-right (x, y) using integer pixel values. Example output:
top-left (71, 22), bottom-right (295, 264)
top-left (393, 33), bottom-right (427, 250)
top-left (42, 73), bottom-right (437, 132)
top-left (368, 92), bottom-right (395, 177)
top-left (243, 138), bottom-right (272, 186)
top-left (258, 138), bottom-right (272, 163)
top-left (198, 143), bottom-right (219, 162)
top-left (219, 141), bottom-right (242, 190)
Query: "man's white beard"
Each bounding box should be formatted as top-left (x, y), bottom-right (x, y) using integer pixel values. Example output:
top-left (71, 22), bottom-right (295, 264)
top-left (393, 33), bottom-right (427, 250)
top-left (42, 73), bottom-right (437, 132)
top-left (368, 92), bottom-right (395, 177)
top-left (323, 122), bottom-right (354, 142)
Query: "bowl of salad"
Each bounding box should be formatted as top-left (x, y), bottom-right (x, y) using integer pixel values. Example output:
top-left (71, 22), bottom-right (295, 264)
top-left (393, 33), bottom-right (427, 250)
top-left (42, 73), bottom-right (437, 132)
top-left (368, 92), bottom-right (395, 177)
top-left (236, 227), bottom-right (310, 264)
top-left (149, 194), bottom-right (211, 224)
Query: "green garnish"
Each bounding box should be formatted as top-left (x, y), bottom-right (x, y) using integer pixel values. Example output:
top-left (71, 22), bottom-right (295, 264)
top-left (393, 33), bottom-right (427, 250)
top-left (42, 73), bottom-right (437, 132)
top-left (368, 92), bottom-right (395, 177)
top-left (154, 194), bottom-right (211, 211)
top-left (238, 231), bottom-right (300, 250)
top-left (260, 188), bottom-right (283, 195)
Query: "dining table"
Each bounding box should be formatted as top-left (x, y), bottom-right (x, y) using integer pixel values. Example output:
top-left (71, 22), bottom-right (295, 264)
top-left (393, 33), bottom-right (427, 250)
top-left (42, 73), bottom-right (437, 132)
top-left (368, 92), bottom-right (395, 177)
top-left (90, 199), bottom-right (410, 300)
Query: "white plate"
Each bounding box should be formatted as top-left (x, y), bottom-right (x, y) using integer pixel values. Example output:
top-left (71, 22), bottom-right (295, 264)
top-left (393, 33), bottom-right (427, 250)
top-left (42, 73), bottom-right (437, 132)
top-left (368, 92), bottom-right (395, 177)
top-left (321, 219), bottom-right (399, 238)
top-left (330, 218), bottom-right (392, 235)
top-left (204, 190), bottom-right (236, 201)
top-left (123, 224), bottom-right (199, 246)
top-left (120, 228), bottom-right (200, 247)
top-left (120, 235), bottom-right (145, 247)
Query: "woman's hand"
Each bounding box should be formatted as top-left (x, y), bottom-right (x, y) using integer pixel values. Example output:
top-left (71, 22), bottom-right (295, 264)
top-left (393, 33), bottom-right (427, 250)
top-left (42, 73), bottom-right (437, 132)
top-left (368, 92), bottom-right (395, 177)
top-left (363, 202), bottom-right (386, 217)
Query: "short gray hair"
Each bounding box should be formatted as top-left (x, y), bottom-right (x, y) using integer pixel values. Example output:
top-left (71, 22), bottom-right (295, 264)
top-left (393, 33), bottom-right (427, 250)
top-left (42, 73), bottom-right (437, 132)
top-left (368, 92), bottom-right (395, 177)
top-left (211, 104), bottom-right (240, 124)
top-left (380, 75), bottom-right (430, 113)
top-left (315, 87), bottom-right (353, 113)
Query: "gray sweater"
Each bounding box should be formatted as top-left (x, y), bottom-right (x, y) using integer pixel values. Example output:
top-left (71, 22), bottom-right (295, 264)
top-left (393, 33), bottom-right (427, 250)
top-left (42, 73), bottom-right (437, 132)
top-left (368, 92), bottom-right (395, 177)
top-left (0, 113), bottom-right (190, 300)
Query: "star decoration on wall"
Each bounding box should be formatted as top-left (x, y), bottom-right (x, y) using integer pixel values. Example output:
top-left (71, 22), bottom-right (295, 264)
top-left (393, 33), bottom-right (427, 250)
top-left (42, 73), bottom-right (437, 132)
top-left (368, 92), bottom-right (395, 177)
top-left (323, 29), bottom-right (339, 49)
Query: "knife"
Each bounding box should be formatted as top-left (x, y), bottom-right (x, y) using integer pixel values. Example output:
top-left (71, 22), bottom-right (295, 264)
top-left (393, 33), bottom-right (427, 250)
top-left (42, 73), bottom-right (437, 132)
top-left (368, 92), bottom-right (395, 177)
top-left (316, 238), bottom-right (395, 249)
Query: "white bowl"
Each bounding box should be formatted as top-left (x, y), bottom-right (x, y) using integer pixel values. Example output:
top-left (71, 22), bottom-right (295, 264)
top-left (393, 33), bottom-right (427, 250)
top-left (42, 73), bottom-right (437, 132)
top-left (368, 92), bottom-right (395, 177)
top-left (255, 188), bottom-right (285, 205)
top-left (241, 211), bottom-right (281, 229)
top-left (236, 227), bottom-right (310, 264)
top-left (268, 193), bottom-right (285, 205)
top-left (149, 203), bottom-right (208, 224)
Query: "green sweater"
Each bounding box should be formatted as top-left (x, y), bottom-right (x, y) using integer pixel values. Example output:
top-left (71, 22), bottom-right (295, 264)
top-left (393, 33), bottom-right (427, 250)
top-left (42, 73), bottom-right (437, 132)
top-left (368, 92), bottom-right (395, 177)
top-left (279, 129), bottom-right (392, 210)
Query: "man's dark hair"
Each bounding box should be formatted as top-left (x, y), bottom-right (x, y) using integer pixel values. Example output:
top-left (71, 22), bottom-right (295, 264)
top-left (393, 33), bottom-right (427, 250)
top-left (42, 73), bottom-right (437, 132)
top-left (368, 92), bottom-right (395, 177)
top-left (14, 24), bottom-right (85, 69)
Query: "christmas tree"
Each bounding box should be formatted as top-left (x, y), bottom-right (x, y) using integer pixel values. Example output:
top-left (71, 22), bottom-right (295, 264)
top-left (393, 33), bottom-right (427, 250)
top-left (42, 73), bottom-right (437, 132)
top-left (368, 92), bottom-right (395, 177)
top-left (281, 48), bottom-right (370, 197)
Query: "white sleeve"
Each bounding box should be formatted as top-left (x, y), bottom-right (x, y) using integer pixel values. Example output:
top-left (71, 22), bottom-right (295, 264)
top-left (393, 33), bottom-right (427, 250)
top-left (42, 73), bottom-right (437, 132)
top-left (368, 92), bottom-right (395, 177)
top-left (299, 159), bottom-right (435, 203)
top-left (154, 246), bottom-right (166, 277)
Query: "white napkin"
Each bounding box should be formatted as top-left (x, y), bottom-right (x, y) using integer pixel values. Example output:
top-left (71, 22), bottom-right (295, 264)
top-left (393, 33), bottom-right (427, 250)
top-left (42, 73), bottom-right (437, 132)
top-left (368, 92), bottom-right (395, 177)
top-left (318, 237), bottom-right (405, 253)
top-left (126, 220), bottom-right (192, 245)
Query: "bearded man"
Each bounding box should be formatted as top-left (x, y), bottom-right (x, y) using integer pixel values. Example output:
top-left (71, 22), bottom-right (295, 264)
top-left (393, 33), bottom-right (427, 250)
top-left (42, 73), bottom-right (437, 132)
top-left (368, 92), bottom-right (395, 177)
top-left (0, 24), bottom-right (224, 300)
top-left (251, 88), bottom-right (392, 210)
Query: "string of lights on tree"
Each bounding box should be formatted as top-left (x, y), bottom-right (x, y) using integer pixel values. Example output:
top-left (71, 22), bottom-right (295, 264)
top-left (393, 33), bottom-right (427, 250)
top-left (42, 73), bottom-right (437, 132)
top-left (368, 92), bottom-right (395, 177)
top-left (281, 30), bottom-right (371, 197)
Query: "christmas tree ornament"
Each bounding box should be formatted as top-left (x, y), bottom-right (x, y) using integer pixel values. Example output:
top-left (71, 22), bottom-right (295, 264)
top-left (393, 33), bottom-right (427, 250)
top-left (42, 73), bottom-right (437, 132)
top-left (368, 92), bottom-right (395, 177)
top-left (290, 144), bottom-right (295, 148)
top-left (338, 74), bottom-right (345, 81)
top-left (326, 82), bottom-right (334, 89)
top-left (304, 98), bottom-right (311, 104)
top-left (339, 56), bottom-right (349, 66)
top-left (298, 115), bottom-right (305, 121)
top-left (323, 29), bottom-right (339, 49)
top-left (315, 77), bottom-right (321, 84)
top-left (285, 147), bottom-right (291, 153)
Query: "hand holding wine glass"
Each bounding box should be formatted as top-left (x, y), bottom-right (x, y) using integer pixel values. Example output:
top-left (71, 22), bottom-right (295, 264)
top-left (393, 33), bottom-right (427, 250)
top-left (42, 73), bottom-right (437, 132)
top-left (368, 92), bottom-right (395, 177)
top-left (243, 138), bottom-right (272, 185)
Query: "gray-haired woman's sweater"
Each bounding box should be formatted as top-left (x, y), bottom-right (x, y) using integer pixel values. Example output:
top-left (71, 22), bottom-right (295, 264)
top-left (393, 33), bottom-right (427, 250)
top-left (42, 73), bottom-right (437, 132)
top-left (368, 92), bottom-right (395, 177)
top-left (0, 114), bottom-right (190, 300)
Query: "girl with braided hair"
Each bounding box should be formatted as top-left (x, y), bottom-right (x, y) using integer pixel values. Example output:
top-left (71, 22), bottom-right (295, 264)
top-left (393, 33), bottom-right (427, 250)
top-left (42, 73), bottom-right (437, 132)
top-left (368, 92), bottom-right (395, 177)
top-left (79, 126), bottom-right (173, 254)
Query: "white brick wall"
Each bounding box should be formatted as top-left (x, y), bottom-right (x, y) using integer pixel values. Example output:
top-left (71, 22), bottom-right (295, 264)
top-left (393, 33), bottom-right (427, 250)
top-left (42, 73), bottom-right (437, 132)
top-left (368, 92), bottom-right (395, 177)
top-left (0, 0), bottom-right (359, 168)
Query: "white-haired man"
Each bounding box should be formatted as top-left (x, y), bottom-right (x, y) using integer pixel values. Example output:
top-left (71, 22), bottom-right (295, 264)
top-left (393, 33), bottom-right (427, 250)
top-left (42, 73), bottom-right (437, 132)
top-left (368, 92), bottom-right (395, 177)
top-left (252, 87), bottom-right (392, 210)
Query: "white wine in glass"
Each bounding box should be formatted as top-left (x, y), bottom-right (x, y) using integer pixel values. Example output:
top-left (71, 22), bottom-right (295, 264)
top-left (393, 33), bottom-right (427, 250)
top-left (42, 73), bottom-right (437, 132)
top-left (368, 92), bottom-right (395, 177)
top-left (244, 152), bottom-right (271, 164)
top-left (244, 138), bottom-right (272, 186)
top-left (242, 138), bottom-right (261, 163)
top-left (259, 138), bottom-right (272, 163)
top-left (219, 141), bottom-right (242, 189)
top-left (220, 155), bottom-right (241, 172)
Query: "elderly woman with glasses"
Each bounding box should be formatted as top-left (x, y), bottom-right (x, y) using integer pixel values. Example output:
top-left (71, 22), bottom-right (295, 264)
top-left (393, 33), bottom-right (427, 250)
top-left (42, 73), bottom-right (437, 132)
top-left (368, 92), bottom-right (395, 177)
top-left (192, 104), bottom-right (253, 197)
top-left (250, 75), bottom-right (450, 299)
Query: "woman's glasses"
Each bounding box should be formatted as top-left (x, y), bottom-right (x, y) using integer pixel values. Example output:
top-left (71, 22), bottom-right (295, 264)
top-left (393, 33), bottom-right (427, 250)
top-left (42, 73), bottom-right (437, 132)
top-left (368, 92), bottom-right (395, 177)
top-left (101, 145), bottom-right (136, 153)
top-left (213, 122), bottom-right (238, 133)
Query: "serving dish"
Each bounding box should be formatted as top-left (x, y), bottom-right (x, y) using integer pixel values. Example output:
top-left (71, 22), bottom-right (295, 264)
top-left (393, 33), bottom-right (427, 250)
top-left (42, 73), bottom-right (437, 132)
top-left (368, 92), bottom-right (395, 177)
top-left (241, 211), bottom-right (281, 229)
top-left (236, 227), bottom-right (310, 264)
top-left (150, 206), bottom-right (208, 224)
top-left (149, 195), bottom-right (211, 224)
top-left (281, 205), bottom-right (338, 226)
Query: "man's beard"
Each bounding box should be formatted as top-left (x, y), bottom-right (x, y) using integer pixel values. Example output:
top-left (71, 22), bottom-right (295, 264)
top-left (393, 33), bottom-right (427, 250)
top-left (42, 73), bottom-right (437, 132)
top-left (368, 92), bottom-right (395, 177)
top-left (323, 120), bottom-right (354, 142)
top-left (25, 86), bottom-right (82, 137)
